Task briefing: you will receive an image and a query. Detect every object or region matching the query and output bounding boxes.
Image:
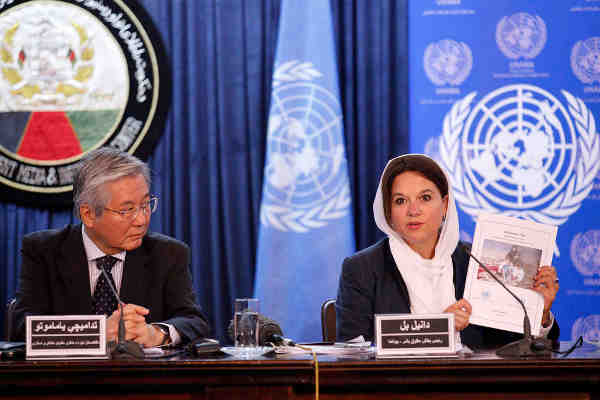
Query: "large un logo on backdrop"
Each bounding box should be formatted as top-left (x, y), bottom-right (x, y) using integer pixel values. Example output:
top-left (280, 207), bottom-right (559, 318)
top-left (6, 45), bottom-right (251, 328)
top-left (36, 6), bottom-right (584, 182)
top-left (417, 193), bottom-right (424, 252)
top-left (439, 84), bottom-right (600, 229)
top-left (260, 61), bottom-right (351, 233)
top-left (496, 12), bottom-right (546, 60)
top-left (0, 0), bottom-right (167, 206)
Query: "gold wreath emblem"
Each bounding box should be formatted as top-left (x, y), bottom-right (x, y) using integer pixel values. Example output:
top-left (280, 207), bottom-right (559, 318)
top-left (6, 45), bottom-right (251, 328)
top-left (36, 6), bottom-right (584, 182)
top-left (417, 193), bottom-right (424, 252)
top-left (0, 21), bottom-right (94, 100)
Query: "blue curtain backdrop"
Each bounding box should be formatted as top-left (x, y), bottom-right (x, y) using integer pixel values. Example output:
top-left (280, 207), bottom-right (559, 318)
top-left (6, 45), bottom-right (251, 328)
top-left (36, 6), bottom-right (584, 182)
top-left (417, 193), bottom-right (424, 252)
top-left (0, 0), bottom-right (409, 343)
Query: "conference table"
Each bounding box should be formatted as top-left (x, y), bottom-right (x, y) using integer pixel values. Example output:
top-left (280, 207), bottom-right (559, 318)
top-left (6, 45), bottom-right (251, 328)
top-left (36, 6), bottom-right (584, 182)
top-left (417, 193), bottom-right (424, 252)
top-left (0, 342), bottom-right (598, 399)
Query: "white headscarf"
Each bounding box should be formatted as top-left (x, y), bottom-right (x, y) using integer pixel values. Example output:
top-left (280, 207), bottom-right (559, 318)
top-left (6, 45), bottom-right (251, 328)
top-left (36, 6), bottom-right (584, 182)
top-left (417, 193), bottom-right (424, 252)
top-left (373, 154), bottom-right (460, 315)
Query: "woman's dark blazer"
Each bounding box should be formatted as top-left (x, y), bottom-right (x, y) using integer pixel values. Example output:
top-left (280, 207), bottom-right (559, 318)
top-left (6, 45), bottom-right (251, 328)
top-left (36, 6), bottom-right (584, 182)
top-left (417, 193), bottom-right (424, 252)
top-left (335, 238), bottom-right (559, 350)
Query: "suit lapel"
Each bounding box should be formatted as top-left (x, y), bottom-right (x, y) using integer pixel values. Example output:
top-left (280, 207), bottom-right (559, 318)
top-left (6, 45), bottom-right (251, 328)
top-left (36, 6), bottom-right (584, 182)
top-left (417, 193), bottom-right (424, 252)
top-left (58, 225), bottom-right (93, 314)
top-left (383, 239), bottom-right (411, 312)
top-left (452, 242), bottom-right (469, 300)
top-left (120, 244), bottom-right (150, 305)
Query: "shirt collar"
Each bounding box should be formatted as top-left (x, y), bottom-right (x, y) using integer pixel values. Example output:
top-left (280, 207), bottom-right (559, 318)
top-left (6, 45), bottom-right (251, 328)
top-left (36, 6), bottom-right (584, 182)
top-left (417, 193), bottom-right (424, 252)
top-left (81, 225), bottom-right (126, 263)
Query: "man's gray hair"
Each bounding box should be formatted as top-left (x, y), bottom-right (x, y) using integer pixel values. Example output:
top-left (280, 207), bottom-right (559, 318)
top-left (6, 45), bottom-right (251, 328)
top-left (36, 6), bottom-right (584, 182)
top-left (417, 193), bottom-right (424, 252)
top-left (73, 147), bottom-right (151, 219)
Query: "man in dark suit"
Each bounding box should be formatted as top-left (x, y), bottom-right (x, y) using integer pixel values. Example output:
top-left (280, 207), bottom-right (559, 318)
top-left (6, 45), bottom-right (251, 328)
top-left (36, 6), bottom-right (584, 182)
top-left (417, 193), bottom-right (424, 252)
top-left (14, 148), bottom-right (209, 347)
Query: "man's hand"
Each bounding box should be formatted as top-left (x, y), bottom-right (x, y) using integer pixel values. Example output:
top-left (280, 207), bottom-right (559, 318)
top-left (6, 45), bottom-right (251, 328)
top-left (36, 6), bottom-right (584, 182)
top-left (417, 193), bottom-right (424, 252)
top-left (106, 308), bottom-right (121, 342)
top-left (106, 303), bottom-right (167, 348)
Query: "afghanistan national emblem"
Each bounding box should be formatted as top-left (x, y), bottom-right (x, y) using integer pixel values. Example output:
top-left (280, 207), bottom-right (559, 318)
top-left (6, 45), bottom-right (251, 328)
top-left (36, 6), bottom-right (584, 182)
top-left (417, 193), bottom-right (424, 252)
top-left (423, 39), bottom-right (472, 86)
top-left (439, 84), bottom-right (600, 234)
top-left (571, 37), bottom-right (600, 85)
top-left (571, 315), bottom-right (600, 345)
top-left (260, 60), bottom-right (352, 233)
top-left (496, 12), bottom-right (547, 60)
top-left (0, 0), bottom-right (167, 206)
top-left (570, 230), bottom-right (600, 277)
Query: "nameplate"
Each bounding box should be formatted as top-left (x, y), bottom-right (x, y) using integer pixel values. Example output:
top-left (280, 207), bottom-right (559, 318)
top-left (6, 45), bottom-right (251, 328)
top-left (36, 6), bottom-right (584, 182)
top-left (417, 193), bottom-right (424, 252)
top-left (375, 313), bottom-right (456, 358)
top-left (26, 315), bottom-right (108, 360)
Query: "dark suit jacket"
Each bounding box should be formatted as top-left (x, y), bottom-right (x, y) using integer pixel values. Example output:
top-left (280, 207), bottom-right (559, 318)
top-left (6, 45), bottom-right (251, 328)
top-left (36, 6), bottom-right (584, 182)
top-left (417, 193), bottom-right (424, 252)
top-left (336, 238), bottom-right (559, 350)
top-left (14, 224), bottom-right (210, 343)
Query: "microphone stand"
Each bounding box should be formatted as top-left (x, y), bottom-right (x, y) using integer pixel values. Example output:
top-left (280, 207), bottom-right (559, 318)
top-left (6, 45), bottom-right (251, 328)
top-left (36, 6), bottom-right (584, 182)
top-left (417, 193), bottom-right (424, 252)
top-left (100, 268), bottom-right (145, 359)
top-left (466, 249), bottom-right (551, 357)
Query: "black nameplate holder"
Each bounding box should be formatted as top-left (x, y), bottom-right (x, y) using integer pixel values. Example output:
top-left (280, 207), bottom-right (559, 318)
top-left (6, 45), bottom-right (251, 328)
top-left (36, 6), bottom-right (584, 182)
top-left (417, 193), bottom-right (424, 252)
top-left (26, 315), bottom-right (108, 360)
top-left (375, 313), bottom-right (457, 358)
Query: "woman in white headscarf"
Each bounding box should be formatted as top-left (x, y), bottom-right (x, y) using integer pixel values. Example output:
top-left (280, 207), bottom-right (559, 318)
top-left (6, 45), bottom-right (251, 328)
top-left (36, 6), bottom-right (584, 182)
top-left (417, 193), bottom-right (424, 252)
top-left (335, 154), bottom-right (560, 349)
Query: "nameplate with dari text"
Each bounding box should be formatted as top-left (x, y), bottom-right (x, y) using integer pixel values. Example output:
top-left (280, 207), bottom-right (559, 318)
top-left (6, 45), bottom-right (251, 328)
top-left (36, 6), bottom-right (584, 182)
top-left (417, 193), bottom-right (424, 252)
top-left (375, 313), bottom-right (456, 358)
top-left (26, 315), bottom-right (108, 360)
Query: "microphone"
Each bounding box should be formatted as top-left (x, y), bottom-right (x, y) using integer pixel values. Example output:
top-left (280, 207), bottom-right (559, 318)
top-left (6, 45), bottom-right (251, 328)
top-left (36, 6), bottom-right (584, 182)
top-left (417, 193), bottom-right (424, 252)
top-left (268, 333), bottom-right (295, 347)
top-left (100, 268), bottom-right (145, 359)
top-left (465, 248), bottom-right (551, 357)
top-left (258, 314), bottom-right (295, 346)
top-left (227, 313), bottom-right (295, 346)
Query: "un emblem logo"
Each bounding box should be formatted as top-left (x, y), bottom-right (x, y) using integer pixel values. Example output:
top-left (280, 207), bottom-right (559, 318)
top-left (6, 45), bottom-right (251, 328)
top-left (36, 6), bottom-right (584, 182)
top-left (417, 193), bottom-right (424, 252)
top-left (571, 230), bottom-right (600, 276)
top-left (260, 61), bottom-right (351, 233)
top-left (496, 13), bottom-right (547, 60)
top-left (439, 84), bottom-right (600, 231)
top-left (572, 315), bottom-right (600, 345)
top-left (423, 39), bottom-right (472, 86)
top-left (571, 37), bottom-right (600, 84)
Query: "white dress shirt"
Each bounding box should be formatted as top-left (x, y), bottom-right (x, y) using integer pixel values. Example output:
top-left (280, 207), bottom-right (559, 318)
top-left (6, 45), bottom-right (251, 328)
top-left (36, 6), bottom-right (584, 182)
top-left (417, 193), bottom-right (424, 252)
top-left (82, 225), bottom-right (180, 346)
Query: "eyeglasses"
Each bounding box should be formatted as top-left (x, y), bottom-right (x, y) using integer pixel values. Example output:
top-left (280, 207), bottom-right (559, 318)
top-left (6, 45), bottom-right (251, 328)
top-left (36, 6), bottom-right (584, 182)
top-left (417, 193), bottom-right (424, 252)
top-left (104, 196), bottom-right (159, 221)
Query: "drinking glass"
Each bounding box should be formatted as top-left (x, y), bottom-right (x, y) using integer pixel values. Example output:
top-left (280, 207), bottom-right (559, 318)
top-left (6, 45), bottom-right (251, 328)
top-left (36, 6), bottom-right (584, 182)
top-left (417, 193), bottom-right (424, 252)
top-left (233, 298), bottom-right (259, 350)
